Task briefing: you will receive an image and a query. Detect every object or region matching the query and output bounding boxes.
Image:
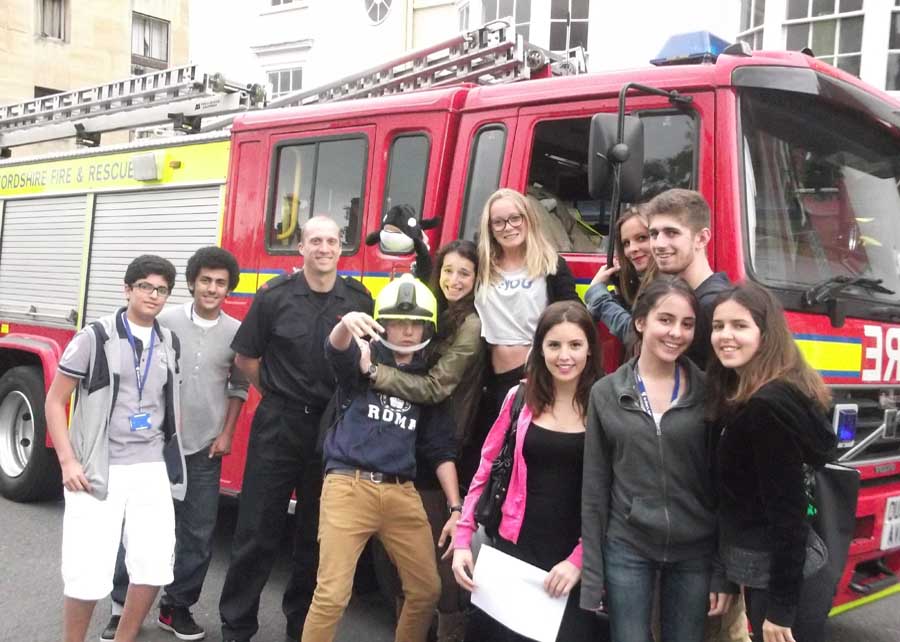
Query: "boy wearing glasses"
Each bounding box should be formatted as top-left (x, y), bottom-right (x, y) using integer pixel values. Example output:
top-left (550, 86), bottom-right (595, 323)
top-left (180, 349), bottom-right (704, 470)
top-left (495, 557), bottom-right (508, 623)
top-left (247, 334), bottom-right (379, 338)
top-left (104, 247), bottom-right (249, 641)
top-left (45, 254), bottom-right (187, 642)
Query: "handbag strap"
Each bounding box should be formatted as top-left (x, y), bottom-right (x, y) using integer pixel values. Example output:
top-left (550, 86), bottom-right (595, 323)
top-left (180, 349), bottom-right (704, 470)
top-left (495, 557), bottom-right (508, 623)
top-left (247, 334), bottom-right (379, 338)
top-left (504, 385), bottom-right (528, 445)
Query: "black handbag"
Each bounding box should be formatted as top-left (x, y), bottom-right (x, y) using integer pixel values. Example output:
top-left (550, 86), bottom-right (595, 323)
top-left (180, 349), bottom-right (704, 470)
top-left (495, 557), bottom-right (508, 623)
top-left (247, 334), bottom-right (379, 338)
top-left (809, 462), bottom-right (860, 590)
top-left (474, 386), bottom-right (527, 537)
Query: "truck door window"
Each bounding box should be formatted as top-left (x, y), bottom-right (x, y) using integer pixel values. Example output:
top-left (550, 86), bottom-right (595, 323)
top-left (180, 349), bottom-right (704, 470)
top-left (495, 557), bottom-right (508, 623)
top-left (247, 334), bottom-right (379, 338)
top-left (267, 136), bottom-right (367, 254)
top-left (460, 125), bottom-right (506, 241)
top-left (741, 87), bottom-right (900, 302)
top-left (526, 111), bottom-right (696, 253)
top-left (383, 134), bottom-right (430, 219)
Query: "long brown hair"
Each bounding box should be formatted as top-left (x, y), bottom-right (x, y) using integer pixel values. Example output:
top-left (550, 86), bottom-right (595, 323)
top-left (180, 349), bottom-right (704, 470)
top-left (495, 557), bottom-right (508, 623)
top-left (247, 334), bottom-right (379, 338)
top-left (429, 239), bottom-right (478, 340)
top-left (629, 277), bottom-right (699, 357)
top-left (614, 204), bottom-right (658, 305)
top-left (706, 282), bottom-right (831, 419)
top-left (524, 301), bottom-right (603, 417)
top-left (476, 188), bottom-right (559, 291)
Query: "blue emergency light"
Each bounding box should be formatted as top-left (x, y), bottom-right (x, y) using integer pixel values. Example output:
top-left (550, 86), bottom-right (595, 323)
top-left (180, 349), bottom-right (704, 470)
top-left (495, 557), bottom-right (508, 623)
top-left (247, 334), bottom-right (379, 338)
top-left (832, 403), bottom-right (858, 448)
top-left (650, 31), bottom-right (732, 66)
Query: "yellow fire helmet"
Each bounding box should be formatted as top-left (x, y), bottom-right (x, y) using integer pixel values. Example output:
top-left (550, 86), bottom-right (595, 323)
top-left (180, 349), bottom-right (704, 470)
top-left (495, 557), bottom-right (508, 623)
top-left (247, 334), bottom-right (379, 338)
top-left (374, 273), bottom-right (438, 328)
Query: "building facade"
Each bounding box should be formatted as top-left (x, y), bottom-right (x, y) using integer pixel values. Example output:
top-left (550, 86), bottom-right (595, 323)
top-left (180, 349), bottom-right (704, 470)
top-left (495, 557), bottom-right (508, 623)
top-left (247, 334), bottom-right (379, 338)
top-left (189, 0), bottom-right (738, 103)
top-left (737, 0), bottom-right (899, 95)
top-left (190, 0), bottom-right (459, 101)
top-left (454, 1), bottom-right (739, 72)
top-left (0, 0), bottom-right (190, 151)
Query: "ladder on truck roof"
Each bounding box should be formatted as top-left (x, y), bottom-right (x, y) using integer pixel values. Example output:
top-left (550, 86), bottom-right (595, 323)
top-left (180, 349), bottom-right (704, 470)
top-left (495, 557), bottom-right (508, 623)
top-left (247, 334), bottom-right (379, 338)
top-left (0, 18), bottom-right (584, 153)
top-left (273, 20), bottom-right (582, 109)
top-left (0, 65), bottom-right (264, 152)
top-left (200, 19), bottom-right (585, 131)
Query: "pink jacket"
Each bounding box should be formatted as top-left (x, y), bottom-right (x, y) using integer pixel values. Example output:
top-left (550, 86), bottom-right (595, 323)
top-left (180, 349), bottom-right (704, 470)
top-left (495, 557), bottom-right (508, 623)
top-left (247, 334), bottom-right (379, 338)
top-left (453, 384), bottom-right (584, 569)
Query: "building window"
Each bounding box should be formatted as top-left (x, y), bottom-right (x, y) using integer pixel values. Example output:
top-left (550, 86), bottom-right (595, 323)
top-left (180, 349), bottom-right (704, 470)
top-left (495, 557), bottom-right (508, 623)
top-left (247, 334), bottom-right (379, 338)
top-left (482, 0), bottom-right (531, 42)
top-left (737, 0), bottom-right (766, 50)
top-left (268, 68), bottom-right (303, 99)
top-left (38, 0), bottom-right (65, 39)
top-left (459, 2), bottom-right (470, 31)
top-left (271, 0), bottom-right (294, 4)
top-left (365, 0), bottom-right (392, 24)
top-left (132, 13), bottom-right (169, 69)
top-left (549, 0), bottom-right (589, 54)
top-left (888, 1), bottom-right (900, 90)
top-left (784, 0), bottom-right (864, 77)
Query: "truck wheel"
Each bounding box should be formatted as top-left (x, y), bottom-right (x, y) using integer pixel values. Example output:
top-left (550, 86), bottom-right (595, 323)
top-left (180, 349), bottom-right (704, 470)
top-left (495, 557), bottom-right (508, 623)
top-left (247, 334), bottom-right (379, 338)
top-left (0, 366), bottom-right (61, 502)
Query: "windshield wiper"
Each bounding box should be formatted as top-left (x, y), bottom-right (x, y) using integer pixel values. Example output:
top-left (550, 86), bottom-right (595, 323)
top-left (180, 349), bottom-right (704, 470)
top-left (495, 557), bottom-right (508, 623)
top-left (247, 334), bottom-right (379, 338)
top-left (802, 275), bottom-right (896, 307)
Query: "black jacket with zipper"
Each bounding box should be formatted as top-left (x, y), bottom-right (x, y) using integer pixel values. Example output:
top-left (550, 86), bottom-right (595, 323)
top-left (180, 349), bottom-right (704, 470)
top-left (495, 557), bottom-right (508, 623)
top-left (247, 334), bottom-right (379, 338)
top-left (581, 356), bottom-right (721, 610)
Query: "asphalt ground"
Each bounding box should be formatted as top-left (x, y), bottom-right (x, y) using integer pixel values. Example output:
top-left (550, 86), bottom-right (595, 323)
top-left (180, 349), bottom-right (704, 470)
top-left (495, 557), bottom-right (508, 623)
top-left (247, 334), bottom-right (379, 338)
top-left (0, 496), bottom-right (393, 642)
top-left (1, 495), bottom-right (897, 642)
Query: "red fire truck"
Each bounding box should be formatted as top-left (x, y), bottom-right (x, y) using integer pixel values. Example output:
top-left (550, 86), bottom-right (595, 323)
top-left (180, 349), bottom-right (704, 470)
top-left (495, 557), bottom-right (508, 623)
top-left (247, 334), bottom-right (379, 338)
top-left (0, 22), bottom-right (897, 614)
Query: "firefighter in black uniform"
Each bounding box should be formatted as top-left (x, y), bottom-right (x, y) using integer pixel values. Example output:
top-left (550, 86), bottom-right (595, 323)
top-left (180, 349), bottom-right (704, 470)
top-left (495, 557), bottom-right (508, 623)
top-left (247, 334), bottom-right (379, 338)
top-left (219, 216), bottom-right (373, 642)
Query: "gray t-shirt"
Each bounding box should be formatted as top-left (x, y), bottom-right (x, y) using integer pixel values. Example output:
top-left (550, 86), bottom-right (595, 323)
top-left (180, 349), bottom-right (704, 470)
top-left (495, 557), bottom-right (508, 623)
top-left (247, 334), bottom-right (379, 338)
top-left (58, 313), bottom-right (167, 465)
top-left (158, 303), bottom-right (248, 455)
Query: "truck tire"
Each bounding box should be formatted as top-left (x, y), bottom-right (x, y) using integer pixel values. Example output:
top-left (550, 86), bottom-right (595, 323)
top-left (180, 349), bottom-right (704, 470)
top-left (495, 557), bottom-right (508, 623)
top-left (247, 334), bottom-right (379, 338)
top-left (0, 366), bottom-right (61, 502)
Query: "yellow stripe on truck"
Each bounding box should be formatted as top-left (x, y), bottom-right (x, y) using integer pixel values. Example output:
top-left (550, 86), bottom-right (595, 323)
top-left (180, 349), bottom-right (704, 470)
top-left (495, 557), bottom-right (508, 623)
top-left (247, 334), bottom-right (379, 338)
top-left (0, 140), bottom-right (230, 197)
top-left (235, 272), bottom-right (395, 298)
top-left (829, 582), bottom-right (900, 617)
top-left (794, 334), bottom-right (863, 378)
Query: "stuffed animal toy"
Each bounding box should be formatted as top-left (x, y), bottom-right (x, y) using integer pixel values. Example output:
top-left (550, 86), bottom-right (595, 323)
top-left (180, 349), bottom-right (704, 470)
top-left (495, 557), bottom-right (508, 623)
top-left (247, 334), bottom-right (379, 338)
top-left (365, 204), bottom-right (441, 281)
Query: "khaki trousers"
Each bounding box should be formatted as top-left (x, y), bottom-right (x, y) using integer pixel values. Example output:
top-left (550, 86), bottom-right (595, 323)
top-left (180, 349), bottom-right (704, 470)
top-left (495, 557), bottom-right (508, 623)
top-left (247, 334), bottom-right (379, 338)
top-left (703, 594), bottom-right (751, 642)
top-left (301, 473), bottom-right (441, 642)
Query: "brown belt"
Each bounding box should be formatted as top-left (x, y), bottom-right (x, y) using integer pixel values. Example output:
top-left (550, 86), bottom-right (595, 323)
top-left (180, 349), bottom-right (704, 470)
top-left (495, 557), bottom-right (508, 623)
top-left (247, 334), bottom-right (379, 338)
top-left (328, 468), bottom-right (409, 484)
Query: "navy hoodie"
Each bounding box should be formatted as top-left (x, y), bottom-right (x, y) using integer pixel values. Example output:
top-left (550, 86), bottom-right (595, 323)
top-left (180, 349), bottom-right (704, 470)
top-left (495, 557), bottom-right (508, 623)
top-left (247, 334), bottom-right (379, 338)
top-left (323, 339), bottom-right (456, 479)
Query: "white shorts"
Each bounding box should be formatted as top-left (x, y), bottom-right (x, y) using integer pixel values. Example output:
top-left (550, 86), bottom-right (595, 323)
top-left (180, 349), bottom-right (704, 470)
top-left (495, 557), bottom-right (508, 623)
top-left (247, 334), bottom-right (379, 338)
top-left (61, 461), bottom-right (175, 600)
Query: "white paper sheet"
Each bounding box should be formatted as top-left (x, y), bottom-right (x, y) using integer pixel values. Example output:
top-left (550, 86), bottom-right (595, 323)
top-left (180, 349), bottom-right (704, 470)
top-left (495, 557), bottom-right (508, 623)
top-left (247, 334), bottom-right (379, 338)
top-left (470, 545), bottom-right (567, 642)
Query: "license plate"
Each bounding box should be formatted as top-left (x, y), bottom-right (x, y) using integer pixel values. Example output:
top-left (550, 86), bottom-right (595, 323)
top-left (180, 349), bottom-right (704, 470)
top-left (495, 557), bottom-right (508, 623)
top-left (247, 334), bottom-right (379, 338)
top-left (881, 495), bottom-right (900, 551)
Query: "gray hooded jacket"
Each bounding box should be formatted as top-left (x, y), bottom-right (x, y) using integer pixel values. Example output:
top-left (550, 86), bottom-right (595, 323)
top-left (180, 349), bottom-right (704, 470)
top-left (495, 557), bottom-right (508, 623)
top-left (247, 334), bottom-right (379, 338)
top-left (66, 309), bottom-right (187, 501)
top-left (581, 357), bottom-right (721, 610)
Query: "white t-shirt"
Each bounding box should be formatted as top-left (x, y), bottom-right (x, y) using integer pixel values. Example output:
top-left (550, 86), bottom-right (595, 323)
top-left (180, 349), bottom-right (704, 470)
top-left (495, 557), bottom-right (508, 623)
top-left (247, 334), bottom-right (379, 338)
top-left (182, 301), bottom-right (220, 329)
top-left (475, 267), bottom-right (548, 345)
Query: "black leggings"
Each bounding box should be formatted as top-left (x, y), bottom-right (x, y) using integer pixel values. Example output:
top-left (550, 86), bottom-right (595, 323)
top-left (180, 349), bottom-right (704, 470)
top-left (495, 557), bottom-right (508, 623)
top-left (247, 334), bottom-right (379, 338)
top-left (745, 567), bottom-right (834, 642)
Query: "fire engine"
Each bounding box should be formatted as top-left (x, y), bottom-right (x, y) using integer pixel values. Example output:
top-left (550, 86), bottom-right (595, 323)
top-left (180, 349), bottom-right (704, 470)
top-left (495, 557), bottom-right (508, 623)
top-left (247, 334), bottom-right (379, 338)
top-left (0, 20), bottom-right (897, 615)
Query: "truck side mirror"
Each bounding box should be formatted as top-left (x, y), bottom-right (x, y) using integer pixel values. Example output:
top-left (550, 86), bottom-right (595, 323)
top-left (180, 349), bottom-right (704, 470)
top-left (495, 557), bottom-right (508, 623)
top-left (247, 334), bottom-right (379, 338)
top-left (588, 114), bottom-right (644, 202)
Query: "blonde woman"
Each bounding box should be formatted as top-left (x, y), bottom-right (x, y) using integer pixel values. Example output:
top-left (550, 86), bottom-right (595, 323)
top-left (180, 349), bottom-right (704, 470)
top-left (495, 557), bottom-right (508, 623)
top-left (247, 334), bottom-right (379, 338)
top-left (464, 189), bottom-right (581, 482)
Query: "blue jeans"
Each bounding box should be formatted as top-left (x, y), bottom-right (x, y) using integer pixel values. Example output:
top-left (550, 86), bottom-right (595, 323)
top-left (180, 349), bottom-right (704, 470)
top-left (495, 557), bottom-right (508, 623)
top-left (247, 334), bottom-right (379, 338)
top-left (112, 451), bottom-right (222, 609)
top-left (604, 537), bottom-right (711, 642)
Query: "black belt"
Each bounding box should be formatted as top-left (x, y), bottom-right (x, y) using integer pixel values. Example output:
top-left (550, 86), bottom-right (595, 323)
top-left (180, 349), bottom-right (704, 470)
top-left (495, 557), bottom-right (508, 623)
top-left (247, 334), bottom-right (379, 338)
top-left (328, 468), bottom-right (410, 484)
top-left (264, 393), bottom-right (325, 415)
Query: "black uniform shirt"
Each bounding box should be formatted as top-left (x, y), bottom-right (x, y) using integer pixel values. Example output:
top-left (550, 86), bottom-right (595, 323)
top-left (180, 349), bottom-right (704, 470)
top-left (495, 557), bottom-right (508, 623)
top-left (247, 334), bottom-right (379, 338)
top-left (231, 270), bottom-right (373, 407)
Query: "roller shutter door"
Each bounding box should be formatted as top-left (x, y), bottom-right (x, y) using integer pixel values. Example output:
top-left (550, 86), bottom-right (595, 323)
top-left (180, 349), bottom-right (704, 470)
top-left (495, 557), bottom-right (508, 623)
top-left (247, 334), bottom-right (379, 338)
top-left (0, 196), bottom-right (86, 327)
top-left (85, 187), bottom-right (220, 322)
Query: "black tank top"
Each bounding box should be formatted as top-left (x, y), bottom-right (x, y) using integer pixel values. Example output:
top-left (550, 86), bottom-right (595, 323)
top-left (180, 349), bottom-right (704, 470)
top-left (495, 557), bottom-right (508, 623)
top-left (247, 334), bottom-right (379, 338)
top-left (514, 422), bottom-right (585, 570)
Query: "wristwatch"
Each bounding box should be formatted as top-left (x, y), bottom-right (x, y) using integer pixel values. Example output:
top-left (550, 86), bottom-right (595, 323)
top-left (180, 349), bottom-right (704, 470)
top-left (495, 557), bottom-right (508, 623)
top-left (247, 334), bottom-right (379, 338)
top-left (366, 363), bottom-right (378, 379)
top-left (448, 504), bottom-right (463, 515)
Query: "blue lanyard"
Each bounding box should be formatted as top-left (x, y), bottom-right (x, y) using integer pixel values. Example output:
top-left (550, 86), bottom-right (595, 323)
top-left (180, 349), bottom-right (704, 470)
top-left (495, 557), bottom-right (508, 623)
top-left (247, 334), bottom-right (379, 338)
top-left (121, 312), bottom-right (156, 411)
top-left (634, 364), bottom-right (680, 417)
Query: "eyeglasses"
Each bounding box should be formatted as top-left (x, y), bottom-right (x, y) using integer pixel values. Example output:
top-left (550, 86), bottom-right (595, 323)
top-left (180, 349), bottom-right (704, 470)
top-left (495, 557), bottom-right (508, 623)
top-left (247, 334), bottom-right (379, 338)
top-left (489, 213), bottom-right (525, 232)
top-left (132, 282), bottom-right (171, 297)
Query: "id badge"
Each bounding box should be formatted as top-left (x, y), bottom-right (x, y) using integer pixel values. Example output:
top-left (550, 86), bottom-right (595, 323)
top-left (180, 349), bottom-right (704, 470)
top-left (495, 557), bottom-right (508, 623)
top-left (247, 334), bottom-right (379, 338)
top-left (129, 412), bottom-right (152, 432)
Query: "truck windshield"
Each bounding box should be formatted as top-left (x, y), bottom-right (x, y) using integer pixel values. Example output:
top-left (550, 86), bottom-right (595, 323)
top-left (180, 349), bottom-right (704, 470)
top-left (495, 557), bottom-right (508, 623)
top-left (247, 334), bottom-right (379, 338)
top-left (741, 87), bottom-right (900, 305)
